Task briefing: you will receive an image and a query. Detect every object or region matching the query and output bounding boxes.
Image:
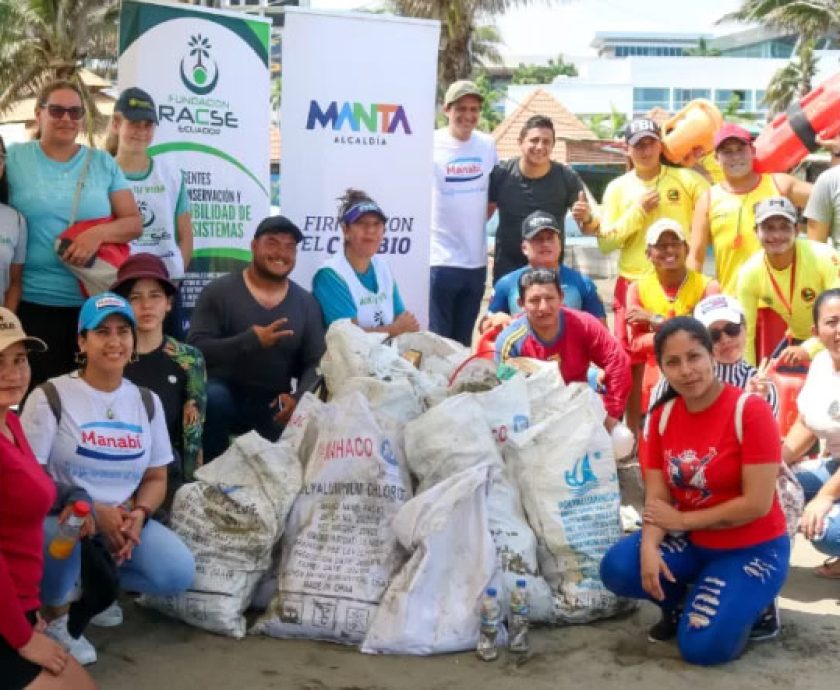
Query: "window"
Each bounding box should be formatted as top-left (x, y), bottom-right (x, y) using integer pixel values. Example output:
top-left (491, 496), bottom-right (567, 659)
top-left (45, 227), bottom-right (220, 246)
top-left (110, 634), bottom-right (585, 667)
top-left (633, 87), bottom-right (670, 113)
top-left (715, 89), bottom-right (751, 112)
top-left (755, 90), bottom-right (768, 112)
top-left (673, 88), bottom-right (711, 110)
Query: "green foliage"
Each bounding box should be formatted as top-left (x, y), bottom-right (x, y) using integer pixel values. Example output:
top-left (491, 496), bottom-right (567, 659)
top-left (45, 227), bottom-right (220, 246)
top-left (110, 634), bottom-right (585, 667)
top-left (581, 106), bottom-right (627, 139)
top-left (511, 54), bottom-right (578, 85)
top-left (763, 38), bottom-right (818, 115)
top-left (685, 38), bottom-right (721, 56)
top-left (473, 69), bottom-right (503, 132)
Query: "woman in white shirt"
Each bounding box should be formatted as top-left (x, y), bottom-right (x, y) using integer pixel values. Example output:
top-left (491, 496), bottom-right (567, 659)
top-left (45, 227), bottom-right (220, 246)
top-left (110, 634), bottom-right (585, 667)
top-left (21, 292), bottom-right (194, 665)
top-left (783, 288), bottom-right (840, 578)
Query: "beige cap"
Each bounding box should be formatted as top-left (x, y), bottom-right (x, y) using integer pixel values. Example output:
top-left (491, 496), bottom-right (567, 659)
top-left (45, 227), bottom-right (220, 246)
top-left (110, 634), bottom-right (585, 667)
top-left (0, 308), bottom-right (46, 352)
top-left (444, 80), bottom-right (483, 107)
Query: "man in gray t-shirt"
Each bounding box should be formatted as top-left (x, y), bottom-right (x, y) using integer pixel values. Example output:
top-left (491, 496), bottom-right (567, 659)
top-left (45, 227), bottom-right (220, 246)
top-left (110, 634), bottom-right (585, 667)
top-left (806, 151), bottom-right (840, 246)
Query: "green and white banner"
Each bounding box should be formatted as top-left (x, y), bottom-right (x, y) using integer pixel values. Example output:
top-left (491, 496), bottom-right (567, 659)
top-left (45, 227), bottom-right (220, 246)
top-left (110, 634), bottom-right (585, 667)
top-left (118, 0), bottom-right (271, 325)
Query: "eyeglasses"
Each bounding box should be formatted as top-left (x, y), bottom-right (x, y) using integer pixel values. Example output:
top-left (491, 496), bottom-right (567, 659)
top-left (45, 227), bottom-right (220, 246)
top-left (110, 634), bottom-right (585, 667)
top-left (709, 322), bottom-right (742, 342)
top-left (41, 103), bottom-right (85, 121)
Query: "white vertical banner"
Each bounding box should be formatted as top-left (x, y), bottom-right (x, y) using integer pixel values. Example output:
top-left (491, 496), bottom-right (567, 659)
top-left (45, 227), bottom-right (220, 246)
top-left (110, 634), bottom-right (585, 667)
top-left (281, 9), bottom-right (440, 325)
top-left (118, 0), bottom-right (271, 328)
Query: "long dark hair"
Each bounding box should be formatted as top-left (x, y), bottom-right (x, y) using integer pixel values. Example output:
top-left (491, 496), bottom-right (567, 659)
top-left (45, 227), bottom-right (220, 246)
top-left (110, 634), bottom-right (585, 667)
top-left (813, 288), bottom-right (840, 326)
top-left (0, 134), bottom-right (7, 204)
top-left (650, 316), bottom-right (714, 412)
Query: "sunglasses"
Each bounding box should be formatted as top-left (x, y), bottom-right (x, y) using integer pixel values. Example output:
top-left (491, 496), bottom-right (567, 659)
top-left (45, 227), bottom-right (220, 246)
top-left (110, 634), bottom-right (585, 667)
top-left (41, 103), bottom-right (85, 121)
top-left (709, 322), bottom-right (742, 342)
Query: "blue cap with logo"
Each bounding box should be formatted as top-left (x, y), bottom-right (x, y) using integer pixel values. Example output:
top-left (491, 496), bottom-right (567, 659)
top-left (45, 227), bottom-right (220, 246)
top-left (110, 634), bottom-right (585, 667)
top-left (78, 292), bottom-right (136, 333)
top-left (341, 201), bottom-right (387, 225)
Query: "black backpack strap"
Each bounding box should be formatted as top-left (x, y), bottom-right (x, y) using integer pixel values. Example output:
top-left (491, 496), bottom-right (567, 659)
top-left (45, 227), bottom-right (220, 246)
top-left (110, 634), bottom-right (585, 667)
top-left (138, 386), bottom-right (155, 422)
top-left (39, 381), bottom-right (62, 424)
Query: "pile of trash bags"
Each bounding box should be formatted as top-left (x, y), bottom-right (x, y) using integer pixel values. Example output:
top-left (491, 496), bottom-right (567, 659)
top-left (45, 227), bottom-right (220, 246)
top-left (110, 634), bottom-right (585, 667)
top-left (142, 320), bottom-right (634, 653)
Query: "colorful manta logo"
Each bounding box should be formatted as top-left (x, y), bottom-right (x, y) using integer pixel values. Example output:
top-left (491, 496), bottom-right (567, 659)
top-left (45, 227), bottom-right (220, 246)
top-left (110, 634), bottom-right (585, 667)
top-left (565, 453), bottom-right (599, 497)
top-left (180, 34), bottom-right (219, 95)
top-left (138, 201), bottom-right (156, 228)
top-left (306, 100), bottom-right (412, 134)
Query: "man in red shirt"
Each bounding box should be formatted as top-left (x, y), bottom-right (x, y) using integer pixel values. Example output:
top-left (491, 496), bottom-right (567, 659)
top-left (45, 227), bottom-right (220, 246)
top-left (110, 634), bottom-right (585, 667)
top-left (495, 267), bottom-right (631, 428)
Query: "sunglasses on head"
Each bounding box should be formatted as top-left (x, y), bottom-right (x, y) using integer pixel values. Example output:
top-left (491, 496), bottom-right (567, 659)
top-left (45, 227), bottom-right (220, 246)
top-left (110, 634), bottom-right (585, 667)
top-left (41, 103), bottom-right (85, 121)
top-left (709, 322), bottom-right (742, 342)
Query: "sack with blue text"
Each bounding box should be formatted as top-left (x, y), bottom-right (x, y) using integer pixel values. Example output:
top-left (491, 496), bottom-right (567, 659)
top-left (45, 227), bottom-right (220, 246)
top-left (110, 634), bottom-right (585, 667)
top-left (506, 383), bottom-right (634, 623)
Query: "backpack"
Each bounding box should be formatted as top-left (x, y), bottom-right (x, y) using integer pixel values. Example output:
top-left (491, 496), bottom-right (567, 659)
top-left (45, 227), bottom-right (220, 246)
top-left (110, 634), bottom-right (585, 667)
top-left (658, 391), bottom-right (803, 539)
top-left (39, 380), bottom-right (155, 424)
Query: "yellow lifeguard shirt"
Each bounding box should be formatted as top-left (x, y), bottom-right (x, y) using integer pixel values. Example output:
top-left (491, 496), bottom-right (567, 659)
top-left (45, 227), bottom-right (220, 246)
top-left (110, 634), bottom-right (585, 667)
top-left (598, 165), bottom-right (708, 281)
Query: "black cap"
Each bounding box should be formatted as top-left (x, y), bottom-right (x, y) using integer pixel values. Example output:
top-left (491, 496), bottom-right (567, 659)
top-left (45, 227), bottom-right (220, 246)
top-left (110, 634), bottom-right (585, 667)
top-left (115, 87), bottom-right (158, 124)
top-left (253, 215), bottom-right (304, 243)
top-left (624, 118), bottom-right (661, 145)
top-left (522, 210), bottom-right (563, 239)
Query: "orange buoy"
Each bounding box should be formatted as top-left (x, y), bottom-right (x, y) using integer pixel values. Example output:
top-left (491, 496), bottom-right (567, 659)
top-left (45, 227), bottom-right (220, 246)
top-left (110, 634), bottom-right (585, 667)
top-left (662, 99), bottom-right (723, 166)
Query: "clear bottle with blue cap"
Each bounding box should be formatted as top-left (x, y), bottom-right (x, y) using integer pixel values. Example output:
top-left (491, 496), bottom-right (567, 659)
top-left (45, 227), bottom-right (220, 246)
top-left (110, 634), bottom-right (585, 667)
top-left (476, 586), bottom-right (501, 661)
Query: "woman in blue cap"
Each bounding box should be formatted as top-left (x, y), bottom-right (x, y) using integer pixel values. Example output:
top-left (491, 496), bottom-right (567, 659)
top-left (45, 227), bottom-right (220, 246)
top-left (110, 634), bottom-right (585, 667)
top-left (20, 292), bottom-right (194, 666)
top-left (312, 188), bottom-right (419, 336)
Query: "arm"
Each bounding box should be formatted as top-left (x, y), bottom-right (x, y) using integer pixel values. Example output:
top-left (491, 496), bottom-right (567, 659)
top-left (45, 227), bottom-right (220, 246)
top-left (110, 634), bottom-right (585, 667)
top-left (804, 173), bottom-right (833, 242)
top-left (639, 436), bottom-right (677, 602)
top-left (702, 279), bottom-right (721, 297)
top-left (180, 342), bottom-right (206, 476)
top-left (736, 268), bottom-right (759, 366)
top-left (801, 462), bottom-right (840, 539)
top-left (187, 282), bottom-right (262, 368)
top-left (687, 190), bottom-right (711, 272)
top-left (808, 218), bottom-right (831, 242)
top-left (4, 264), bottom-right (22, 311)
top-left (625, 280), bottom-right (654, 358)
top-left (588, 318), bottom-right (632, 419)
top-left (579, 273), bottom-right (608, 322)
top-left (295, 296), bottom-right (327, 400)
top-left (782, 416), bottom-right (817, 464)
top-left (775, 173), bottom-right (812, 208)
top-left (594, 183), bottom-right (649, 252)
top-left (176, 212), bottom-right (193, 271)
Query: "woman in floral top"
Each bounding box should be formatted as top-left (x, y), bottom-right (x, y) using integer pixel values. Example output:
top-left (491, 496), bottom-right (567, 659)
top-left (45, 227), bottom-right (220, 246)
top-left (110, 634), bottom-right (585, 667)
top-left (111, 254), bottom-right (206, 490)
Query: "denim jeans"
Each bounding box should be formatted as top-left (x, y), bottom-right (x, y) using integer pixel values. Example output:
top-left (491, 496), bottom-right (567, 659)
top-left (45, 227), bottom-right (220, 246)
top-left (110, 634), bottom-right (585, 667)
top-left (41, 516), bottom-right (195, 606)
top-left (600, 531), bottom-right (790, 666)
top-left (793, 458), bottom-right (840, 557)
top-left (429, 266), bottom-right (486, 347)
top-left (202, 378), bottom-right (282, 462)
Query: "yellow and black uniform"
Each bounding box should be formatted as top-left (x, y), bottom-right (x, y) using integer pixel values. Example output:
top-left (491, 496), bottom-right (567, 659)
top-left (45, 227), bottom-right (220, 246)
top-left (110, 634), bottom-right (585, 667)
top-left (737, 238), bottom-right (840, 365)
top-left (598, 165), bottom-right (709, 281)
top-left (707, 173), bottom-right (779, 295)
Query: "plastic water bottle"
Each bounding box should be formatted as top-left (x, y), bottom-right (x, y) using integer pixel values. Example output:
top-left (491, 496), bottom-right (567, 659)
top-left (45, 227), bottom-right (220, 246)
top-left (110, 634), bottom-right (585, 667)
top-left (48, 501), bottom-right (90, 559)
top-left (611, 422), bottom-right (636, 459)
top-left (476, 587), bottom-right (501, 661)
top-left (508, 579), bottom-right (530, 653)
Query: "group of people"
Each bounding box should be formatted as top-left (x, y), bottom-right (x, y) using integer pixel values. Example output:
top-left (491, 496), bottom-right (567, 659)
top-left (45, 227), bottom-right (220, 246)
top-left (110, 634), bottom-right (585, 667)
top-left (3, 71), bottom-right (840, 689)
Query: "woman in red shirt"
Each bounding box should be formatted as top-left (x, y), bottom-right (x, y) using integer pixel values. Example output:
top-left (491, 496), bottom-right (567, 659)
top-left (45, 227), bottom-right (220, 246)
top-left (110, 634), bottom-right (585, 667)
top-left (0, 308), bottom-right (95, 689)
top-left (600, 316), bottom-right (789, 666)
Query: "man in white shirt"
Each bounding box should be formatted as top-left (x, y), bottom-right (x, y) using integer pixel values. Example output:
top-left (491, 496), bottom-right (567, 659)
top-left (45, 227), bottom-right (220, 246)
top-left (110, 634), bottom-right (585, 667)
top-left (429, 80), bottom-right (498, 346)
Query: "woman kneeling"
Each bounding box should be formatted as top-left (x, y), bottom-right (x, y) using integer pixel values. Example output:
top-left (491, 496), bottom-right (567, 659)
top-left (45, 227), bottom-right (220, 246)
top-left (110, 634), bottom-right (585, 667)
top-left (600, 317), bottom-right (789, 666)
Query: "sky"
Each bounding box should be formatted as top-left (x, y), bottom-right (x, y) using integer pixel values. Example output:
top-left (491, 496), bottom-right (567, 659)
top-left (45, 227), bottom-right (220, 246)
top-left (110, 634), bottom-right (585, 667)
top-left (308, 0), bottom-right (754, 59)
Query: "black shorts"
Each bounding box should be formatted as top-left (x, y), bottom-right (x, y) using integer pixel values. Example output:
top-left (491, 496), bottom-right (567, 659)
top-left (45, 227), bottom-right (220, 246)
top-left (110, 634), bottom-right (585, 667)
top-left (0, 611), bottom-right (41, 690)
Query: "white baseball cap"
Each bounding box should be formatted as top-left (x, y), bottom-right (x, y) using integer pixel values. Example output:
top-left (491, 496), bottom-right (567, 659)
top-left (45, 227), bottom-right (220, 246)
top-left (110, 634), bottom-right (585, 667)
top-left (693, 294), bottom-right (744, 327)
top-left (645, 218), bottom-right (687, 246)
top-left (754, 196), bottom-right (797, 225)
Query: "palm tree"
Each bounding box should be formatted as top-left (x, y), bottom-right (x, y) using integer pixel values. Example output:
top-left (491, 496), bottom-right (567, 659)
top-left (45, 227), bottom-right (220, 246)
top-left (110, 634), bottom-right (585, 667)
top-left (763, 38), bottom-right (819, 115)
top-left (685, 38), bottom-right (721, 57)
top-left (0, 0), bottom-right (119, 136)
top-left (719, 0), bottom-right (840, 44)
top-left (392, 0), bottom-right (534, 96)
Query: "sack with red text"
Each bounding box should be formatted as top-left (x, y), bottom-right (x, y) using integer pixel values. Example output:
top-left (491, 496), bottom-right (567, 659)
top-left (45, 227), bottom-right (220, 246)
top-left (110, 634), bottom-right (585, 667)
top-left (252, 391), bottom-right (411, 645)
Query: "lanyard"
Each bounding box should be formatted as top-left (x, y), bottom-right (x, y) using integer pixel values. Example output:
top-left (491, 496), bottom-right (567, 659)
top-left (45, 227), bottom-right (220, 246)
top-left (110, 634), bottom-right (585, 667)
top-left (764, 248), bottom-right (797, 318)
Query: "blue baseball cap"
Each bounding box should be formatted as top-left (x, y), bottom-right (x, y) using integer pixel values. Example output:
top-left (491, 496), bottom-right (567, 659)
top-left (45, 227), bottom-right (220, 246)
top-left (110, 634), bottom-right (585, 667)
top-left (78, 292), bottom-right (136, 333)
top-left (341, 200), bottom-right (387, 225)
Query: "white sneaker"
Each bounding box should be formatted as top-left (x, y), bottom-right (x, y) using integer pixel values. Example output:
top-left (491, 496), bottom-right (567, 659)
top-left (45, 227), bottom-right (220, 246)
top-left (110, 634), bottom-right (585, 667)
top-left (91, 601), bottom-right (123, 627)
top-left (45, 614), bottom-right (97, 666)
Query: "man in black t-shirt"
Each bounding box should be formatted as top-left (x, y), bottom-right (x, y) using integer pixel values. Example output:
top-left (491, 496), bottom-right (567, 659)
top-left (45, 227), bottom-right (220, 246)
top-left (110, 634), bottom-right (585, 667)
top-left (489, 114), bottom-right (597, 283)
top-left (188, 216), bottom-right (325, 461)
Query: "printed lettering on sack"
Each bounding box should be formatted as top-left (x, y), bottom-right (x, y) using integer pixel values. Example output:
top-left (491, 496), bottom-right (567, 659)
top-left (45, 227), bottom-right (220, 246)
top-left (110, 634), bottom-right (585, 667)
top-left (317, 436), bottom-right (375, 462)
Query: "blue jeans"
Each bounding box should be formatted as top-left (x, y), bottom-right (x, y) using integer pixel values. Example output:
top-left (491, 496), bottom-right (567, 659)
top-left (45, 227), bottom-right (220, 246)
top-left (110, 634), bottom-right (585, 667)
top-left (600, 531), bottom-right (790, 666)
top-left (203, 378), bottom-right (281, 462)
top-left (41, 516), bottom-right (195, 606)
top-left (429, 266), bottom-right (486, 347)
top-left (793, 458), bottom-right (840, 557)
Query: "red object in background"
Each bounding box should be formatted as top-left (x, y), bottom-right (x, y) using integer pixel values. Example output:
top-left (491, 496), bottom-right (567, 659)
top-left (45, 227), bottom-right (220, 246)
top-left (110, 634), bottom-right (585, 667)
top-left (755, 307), bottom-right (789, 363)
top-left (767, 363), bottom-right (807, 438)
top-left (639, 354), bottom-right (660, 415)
top-left (754, 72), bottom-right (840, 173)
top-left (475, 324), bottom-right (502, 361)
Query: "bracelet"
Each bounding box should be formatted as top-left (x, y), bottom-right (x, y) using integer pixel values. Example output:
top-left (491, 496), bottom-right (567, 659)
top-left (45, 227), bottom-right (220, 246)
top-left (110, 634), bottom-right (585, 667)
top-left (133, 504), bottom-right (152, 525)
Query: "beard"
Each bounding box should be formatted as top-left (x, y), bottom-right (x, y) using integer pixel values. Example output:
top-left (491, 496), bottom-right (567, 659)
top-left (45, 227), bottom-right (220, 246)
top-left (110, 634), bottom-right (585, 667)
top-left (251, 256), bottom-right (293, 283)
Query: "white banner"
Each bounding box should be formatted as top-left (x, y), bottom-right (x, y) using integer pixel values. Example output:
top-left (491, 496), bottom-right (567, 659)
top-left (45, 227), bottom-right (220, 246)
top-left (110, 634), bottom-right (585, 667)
top-left (118, 0), bottom-right (271, 327)
top-left (281, 8), bottom-right (439, 325)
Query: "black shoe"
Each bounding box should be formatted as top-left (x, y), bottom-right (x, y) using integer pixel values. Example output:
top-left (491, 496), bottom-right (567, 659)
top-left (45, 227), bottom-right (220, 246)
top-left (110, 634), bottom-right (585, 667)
top-left (749, 601), bottom-right (780, 641)
top-left (648, 608), bottom-right (680, 642)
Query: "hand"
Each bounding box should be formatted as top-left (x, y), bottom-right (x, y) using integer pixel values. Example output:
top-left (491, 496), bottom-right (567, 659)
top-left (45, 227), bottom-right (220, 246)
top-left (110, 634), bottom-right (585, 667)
top-left (19, 631), bottom-right (70, 675)
top-left (253, 319), bottom-right (294, 348)
top-left (801, 495), bottom-right (834, 540)
top-left (777, 345), bottom-right (809, 367)
top-left (682, 145), bottom-right (707, 168)
top-left (60, 227), bottom-right (104, 267)
top-left (625, 307), bottom-right (654, 326)
top-left (388, 311), bottom-right (420, 337)
top-left (480, 312), bottom-right (511, 333)
top-left (816, 133), bottom-right (840, 153)
top-left (182, 400), bottom-right (200, 427)
top-left (639, 189), bottom-right (660, 213)
top-left (272, 393), bottom-right (297, 426)
top-left (604, 415), bottom-right (620, 433)
top-left (640, 544), bottom-right (675, 602)
top-left (94, 503), bottom-right (127, 555)
top-left (746, 375), bottom-right (769, 397)
top-left (58, 502), bottom-right (95, 539)
top-left (115, 510), bottom-right (144, 564)
top-left (571, 190), bottom-right (592, 225)
top-left (643, 498), bottom-right (686, 532)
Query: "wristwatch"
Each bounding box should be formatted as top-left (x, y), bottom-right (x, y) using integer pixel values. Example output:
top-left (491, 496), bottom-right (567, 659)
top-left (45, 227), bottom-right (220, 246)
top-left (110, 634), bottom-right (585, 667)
top-left (651, 314), bottom-right (665, 331)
